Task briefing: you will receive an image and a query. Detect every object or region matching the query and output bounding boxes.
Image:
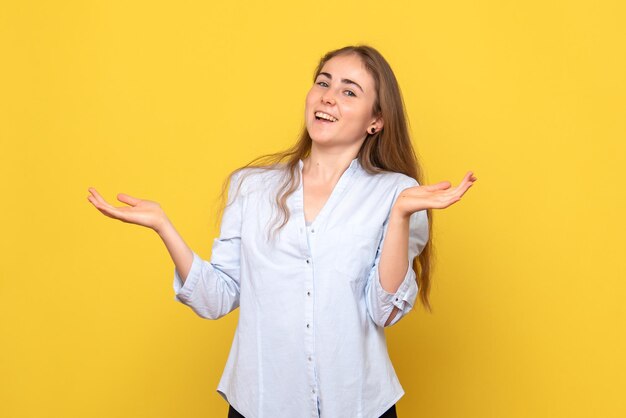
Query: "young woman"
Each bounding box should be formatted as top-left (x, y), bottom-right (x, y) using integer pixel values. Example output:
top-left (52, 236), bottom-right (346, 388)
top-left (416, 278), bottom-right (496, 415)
top-left (88, 45), bottom-right (477, 418)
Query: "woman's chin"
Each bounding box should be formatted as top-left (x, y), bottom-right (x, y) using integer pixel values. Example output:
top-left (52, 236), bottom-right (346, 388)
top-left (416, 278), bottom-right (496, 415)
top-left (310, 135), bottom-right (337, 145)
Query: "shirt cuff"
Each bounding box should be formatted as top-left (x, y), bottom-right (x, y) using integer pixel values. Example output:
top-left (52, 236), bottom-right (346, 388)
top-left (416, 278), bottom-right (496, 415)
top-left (375, 260), bottom-right (418, 313)
top-left (173, 251), bottom-right (203, 303)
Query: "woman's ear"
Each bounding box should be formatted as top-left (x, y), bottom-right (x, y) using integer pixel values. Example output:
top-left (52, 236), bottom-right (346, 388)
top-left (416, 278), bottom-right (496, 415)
top-left (370, 115), bottom-right (384, 132)
top-left (368, 120), bottom-right (383, 135)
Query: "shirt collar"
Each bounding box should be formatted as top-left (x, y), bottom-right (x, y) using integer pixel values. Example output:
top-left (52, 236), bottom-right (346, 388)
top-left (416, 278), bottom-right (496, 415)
top-left (298, 157), bottom-right (360, 172)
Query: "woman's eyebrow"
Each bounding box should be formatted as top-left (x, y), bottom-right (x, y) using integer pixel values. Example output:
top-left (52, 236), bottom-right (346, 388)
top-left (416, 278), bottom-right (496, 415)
top-left (318, 72), bottom-right (364, 93)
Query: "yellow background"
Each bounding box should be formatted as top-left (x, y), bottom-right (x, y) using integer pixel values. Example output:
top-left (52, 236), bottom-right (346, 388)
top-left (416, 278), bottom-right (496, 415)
top-left (1, 1), bottom-right (624, 417)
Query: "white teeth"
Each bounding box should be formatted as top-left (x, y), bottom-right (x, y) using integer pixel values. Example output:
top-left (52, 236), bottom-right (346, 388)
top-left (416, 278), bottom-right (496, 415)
top-left (315, 111), bottom-right (338, 122)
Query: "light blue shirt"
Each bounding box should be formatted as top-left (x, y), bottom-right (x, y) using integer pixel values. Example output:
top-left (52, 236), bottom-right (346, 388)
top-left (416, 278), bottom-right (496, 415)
top-left (173, 157), bottom-right (429, 418)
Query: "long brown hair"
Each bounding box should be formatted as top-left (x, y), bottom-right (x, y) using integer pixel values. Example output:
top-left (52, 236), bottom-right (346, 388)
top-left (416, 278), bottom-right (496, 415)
top-left (213, 45), bottom-right (435, 313)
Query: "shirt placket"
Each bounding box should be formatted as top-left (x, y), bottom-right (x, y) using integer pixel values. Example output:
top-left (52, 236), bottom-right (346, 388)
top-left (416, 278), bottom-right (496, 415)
top-left (295, 158), bottom-right (359, 418)
top-left (295, 189), bottom-right (321, 418)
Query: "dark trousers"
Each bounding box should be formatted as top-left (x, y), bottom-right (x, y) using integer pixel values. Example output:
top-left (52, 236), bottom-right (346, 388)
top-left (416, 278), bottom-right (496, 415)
top-left (228, 403), bottom-right (397, 417)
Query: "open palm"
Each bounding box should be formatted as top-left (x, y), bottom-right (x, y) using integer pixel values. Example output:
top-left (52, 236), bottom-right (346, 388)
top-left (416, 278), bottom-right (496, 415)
top-left (393, 171), bottom-right (478, 217)
top-left (87, 187), bottom-right (167, 231)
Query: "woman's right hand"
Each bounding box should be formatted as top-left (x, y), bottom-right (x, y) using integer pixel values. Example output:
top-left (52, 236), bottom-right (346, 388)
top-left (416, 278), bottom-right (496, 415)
top-left (87, 187), bottom-right (169, 233)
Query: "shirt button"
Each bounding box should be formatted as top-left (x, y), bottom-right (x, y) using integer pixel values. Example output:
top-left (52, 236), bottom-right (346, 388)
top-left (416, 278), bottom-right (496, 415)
top-left (395, 298), bottom-right (399, 301)
top-left (306, 323), bottom-right (310, 328)
top-left (311, 228), bottom-right (315, 233)
top-left (307, 291), bottom-right (311, 296)
top-left (308, 356), bottom-right (312, 361)
top-left (312, 389), bottom-right (315, 394)
top-left (306, 259), bottom-right (310, 264)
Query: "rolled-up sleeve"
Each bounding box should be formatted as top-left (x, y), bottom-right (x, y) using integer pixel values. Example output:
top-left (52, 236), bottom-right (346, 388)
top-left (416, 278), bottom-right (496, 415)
top-left (365, 178), bottom-right (429, 328)
top-left (172, 170), bottom-right (245, 320)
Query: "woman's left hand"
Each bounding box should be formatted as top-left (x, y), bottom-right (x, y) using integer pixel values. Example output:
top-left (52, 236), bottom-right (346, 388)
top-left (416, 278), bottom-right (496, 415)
top-left (392, 171), bottom-right (478, 218)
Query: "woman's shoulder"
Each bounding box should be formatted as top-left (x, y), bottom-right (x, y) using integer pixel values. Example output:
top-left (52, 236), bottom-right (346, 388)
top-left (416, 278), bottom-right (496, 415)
top-left (229, 165), bottom-right (285, 195)
top-left (361, 168), bottom-right (420, 190)
top-left (394, 172), bottom-right (420, 188)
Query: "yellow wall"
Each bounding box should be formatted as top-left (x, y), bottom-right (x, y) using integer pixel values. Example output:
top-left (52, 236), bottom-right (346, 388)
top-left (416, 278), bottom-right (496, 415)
top-left (1, 1), bottom-right (624, 417)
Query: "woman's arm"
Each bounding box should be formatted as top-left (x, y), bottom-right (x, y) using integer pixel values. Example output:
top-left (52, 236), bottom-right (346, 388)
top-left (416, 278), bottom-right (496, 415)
top-left (364, 184), bottom-right (426, 329)
top-left (155, 219), bottom-right (194, 282)
top-left (381, 170), bottom-right (477, 325)
top-left (87, 188), bottom-right (193, 281)
top-left (88, 170), bottom-right (245, 320)
top-left (378, 210), bottom-right (411, 326)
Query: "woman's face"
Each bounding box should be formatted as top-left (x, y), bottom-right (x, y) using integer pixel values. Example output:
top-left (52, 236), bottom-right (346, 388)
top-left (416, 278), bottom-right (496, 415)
top-left (305, 53), bottom-right (382, 148)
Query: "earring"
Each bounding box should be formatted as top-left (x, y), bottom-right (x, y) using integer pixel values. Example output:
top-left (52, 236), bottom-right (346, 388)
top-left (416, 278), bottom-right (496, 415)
top-left (369, 127), bottom-right (376, 134)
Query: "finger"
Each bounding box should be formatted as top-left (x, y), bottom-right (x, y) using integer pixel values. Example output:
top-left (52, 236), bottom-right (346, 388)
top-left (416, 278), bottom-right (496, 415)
top-left (87, 195), bottom-right (116, 218)
top-left (456, 172), bottom-right (472, 188)
top-left (454, 177), bottom-right (476, 198)
top-left (96, 203), bottom-right (131, 222)
top-left (94, 205), bottom-right (118, 220)
top-left (88, 188), bottom-right (116, 210)
top-left (88, 195), bottom-right (129, 220)
top-left (432, 172), bottom-right (476, 206)
top-left (117, 193), bottom-right (141, 207)
top-left (87, 194), bottom-right (111, 211)
top-left (463, 171), bottom-right (477, 184)
top-left (421, 181), bottom-right (451, 191)
top-left (453, 172), bottom-right (477, 194)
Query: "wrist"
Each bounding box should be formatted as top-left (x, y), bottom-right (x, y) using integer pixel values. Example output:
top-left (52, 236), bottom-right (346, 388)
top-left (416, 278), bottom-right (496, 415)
top-left (154, 216), bottom-right (173, 236)
top-left (390, 206), bottom-right (411, 222)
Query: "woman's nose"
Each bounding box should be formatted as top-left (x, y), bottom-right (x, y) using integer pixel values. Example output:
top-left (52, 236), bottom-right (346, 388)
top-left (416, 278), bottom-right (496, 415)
top-left (321, 90), bottom-right (336, 105)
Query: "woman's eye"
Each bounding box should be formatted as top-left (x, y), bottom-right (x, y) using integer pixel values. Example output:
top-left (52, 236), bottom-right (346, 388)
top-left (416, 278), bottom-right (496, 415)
top-left (315, 81), bottom-right (356, 97)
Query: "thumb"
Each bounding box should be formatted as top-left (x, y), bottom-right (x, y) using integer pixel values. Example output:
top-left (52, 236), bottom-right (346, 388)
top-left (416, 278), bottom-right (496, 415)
top-left (421, 181), bottom-right (451, 191)
top-left (117, 193), bottom-right (141, 206)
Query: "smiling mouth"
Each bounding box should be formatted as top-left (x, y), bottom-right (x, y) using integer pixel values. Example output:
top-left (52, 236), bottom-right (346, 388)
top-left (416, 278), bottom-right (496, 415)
top-left (314, 111), bottom-right (338, 122)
